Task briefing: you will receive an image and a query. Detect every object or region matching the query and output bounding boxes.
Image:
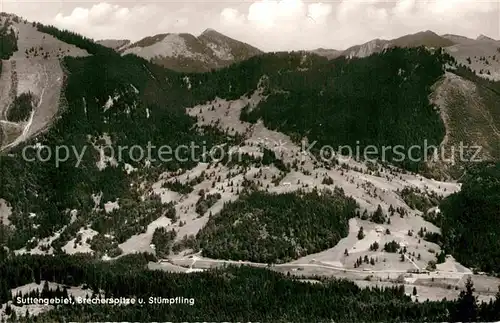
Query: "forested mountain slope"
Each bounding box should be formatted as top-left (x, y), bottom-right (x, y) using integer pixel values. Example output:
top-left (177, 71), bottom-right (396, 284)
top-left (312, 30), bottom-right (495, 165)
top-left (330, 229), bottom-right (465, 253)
top-left (0, 52), bottom-right (228, 251)
top-left (1, 15), bottom-right (500, 322)
top-left (435, 162), bottom-right (500, 273)
top-left (316, 30), bottom-right (500, 82)
top-left (241, 47), bottom-right (451, 173)
top-left (0, 11), bottom-right (498, 283)
top-left (197, 189), bottom-right (358, 263)
top-left (312, 30), bottom-right (455, 60)
top-left (429, 65), bottom-right (500, 178)
top-left (0, 19), bottom-right (496, 258)
top-left (0, 43), bottom-right (455, 254)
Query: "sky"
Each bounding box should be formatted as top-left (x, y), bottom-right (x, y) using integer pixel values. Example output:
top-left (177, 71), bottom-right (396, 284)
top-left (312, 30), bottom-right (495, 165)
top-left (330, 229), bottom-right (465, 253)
top-left (2, 0), bottom-right (500, 51)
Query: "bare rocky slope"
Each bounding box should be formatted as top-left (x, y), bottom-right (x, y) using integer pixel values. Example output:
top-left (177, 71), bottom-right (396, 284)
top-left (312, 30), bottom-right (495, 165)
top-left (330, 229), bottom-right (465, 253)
top-left (119, 28), bottom-right (263, 72)
top-left (0, 13), bottom-right (89, 151)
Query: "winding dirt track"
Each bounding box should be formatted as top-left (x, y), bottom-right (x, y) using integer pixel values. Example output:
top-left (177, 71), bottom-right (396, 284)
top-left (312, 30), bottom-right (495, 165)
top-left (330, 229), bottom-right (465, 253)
top-left (0, 17), bottom-right (89, 151)
top-left (160, 254), bottom-right (499, 302)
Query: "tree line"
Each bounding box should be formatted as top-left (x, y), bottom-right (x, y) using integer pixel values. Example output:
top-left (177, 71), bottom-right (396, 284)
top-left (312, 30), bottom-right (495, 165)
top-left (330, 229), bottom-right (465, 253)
top-left (438, 162), bottom-right (500, 273)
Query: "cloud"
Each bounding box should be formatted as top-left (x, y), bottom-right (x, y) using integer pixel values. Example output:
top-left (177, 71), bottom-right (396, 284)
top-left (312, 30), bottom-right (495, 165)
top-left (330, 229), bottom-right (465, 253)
top-left (218, 0), bottom-right (499, 51)
top-left (46, 2), bottom-right (209, 41)
top-left (245, 0), bottom-right (325, 27)
top-left (392, 0), bottom-right (416, 17)
top-left (308, 3), bottom-right (333, 23)
top-left (51, 2), bottom-right (161, 40)
top-left (220, 8), bottom-right (246, 26)
top-left (219, 0), bottom-right (337, 50)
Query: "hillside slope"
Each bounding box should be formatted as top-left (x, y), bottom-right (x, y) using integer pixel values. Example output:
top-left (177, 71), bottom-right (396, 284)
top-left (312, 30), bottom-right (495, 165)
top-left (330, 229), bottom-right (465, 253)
top-left (0, 14), bottom-right (89, 150)
top-left (429, 69), bottom-right (500, 178)
top-left (0, 19), bottom-right (499, 288)
top-left (436, 162), bottom-right (500, 273)
top-left (120, 29), bottom-right (263, 72)
top-left (445, 38), bottom-right (500, 81)
top-left (341, 31), bottom-right (455, 59)
top-left (0, 43), bottom-right (461, 259)
top-left (313, 31), bottom-right (455, 60)
top-left (241, 47), bottom-right (451, 173)
top-left (326, 31), bottom-right (500, 82)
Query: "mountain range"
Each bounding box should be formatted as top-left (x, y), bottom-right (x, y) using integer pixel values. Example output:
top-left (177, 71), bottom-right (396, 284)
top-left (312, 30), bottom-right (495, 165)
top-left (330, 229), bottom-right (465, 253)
top-left (96, 28), bottom-right (500, 82)
top-left (84, 27), bottom-right (500, 175)
top-left (313, 30), bottom-right (499, 62)
top-left (97, 28), bottom-right (262, 72)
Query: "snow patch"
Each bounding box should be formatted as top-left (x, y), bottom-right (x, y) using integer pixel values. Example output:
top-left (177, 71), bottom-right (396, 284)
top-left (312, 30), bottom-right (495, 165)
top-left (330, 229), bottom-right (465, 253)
top-left (124, 163), bottom-right (137, 174)
top-left (103, 96), bottom-right (114, 111)
top-left (183, 76), bottom-right (192, 90)
top-left (92, 133), bottom-right (118, 170)
top-left (0, 199), bottom-right (12, 226)
top-left (62, 227), bottom-right (98, 254)
top-left (104, 201), bottom-right (120, 213)
top-left (103, 93), bottom-right (120, 112)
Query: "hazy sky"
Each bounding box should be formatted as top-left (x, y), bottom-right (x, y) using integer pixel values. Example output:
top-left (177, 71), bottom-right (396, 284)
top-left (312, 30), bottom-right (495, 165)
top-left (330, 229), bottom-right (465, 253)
top-left (3, 0), bottom-right (500, 51)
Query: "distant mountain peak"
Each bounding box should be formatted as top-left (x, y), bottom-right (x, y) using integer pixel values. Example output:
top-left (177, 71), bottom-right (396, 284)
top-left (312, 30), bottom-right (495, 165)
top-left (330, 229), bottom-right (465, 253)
top-left (119, 29), bottom-right (262, 72)
top-left (477, 34), bottom-right (497, 41)
top-left (201, 28), bottom-right (219, 35)
top-left (341, 30), bottom-right (455, 59)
